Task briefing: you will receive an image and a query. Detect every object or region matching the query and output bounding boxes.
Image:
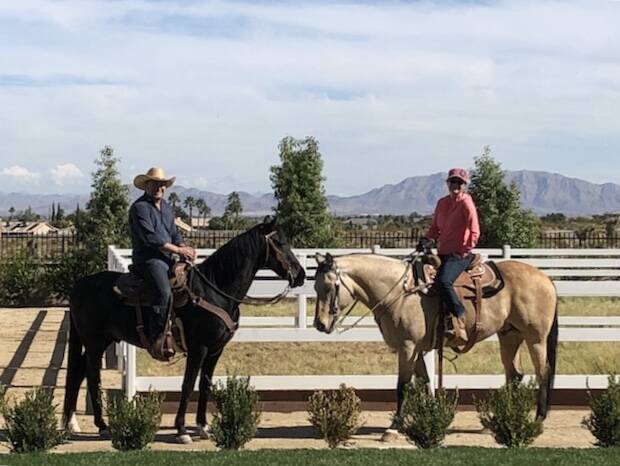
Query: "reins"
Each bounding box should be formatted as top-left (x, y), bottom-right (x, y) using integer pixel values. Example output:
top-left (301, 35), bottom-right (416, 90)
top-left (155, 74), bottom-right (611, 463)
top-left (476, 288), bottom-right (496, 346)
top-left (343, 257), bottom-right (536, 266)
top-left (188, 232), bottom-right (292, 306)
top-left (332, 253), bottom-right (428, 334)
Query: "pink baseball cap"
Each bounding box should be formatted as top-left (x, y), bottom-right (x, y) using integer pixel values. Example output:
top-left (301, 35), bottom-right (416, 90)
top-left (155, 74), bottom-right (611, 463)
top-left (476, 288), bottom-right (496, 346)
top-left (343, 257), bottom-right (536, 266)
top-left (446, 168), bottom-right (469, 184)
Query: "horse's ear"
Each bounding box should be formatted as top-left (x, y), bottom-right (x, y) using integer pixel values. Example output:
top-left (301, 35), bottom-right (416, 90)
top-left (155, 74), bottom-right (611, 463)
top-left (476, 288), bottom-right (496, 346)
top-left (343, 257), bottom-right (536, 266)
top-left (315, 253), bottom-right (326, 265)
top-left (262, 215), bottom-right (277, 230)
top-left (325, 252), bottom-right (334, 266)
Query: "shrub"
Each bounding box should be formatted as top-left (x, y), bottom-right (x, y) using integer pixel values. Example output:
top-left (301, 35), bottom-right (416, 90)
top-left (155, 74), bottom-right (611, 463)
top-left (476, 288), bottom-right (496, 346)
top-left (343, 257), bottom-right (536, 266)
top-left (393, 380), bottom-right (457, 449)
top-left (45, 250), bottom-right (95, 301)
top-left (475, 380), bottom-right (543, 448)
top-left (106, 391), bottom-right (163, 451)
top-left (583, 374), bottom-right (620, 447)
top-left (0, 251), bottom-right (48, 306)
top-left (1, 387), bottom-right (65, 453)
top-left (210, 375), bottom-right (262, 450)
top-left (307, 384), bottom-right (362, 448)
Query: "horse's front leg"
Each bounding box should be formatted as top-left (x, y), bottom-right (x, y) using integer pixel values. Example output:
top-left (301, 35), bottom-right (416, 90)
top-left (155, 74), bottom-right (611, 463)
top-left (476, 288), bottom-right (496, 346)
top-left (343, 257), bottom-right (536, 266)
top-left (175, 345), bottom-right (207, 444)
top-left (196, 348), bottom-right (223, 440)
top-left (382, 340), bottom-right (416, 442)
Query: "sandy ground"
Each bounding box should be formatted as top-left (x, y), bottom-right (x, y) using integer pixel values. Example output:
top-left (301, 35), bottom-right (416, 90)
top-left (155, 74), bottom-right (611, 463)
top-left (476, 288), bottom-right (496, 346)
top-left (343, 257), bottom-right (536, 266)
top-left (0, 308), bottom-right (598, 452)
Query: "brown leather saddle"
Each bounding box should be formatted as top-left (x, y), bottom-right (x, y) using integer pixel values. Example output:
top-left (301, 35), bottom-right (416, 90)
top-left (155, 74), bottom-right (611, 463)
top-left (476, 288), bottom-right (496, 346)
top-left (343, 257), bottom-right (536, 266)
top-left (113, 262), bottom-right (238, 360)
top-left (412, 253), bottom-right (505, 353)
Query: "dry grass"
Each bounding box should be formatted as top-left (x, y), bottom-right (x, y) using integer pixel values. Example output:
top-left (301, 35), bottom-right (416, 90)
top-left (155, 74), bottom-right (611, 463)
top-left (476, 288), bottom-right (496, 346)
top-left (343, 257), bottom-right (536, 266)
top-left (138, 297), bottom-right (620, 377)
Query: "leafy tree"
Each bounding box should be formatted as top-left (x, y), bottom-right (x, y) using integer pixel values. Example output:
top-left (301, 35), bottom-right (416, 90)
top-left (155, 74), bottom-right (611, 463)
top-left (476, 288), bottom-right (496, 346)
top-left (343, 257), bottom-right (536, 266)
top-left (79, 146), bottom-right (130, 271)
top-left (17, 206), bottom-right (40, 222)
top-left (270, 136), bottom-right (339, 247)
top-left (8, 206), bottom-right (15, 222)
top-left (223, 191), bottom-right (242, 229)
top-left (468, 146), bottom-right (540, 247)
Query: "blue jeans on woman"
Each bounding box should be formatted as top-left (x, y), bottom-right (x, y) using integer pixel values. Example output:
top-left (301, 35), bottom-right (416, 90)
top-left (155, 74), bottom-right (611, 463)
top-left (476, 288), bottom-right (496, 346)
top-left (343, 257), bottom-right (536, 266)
top-left (436, 254), bottom-right (474, 318)
top-left (133, 258), bottom-right (173, 342)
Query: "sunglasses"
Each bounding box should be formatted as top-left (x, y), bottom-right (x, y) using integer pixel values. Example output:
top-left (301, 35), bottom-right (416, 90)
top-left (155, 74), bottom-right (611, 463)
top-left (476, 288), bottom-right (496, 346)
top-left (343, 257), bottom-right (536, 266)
top-left (447, 178), bottom-right (465, 185)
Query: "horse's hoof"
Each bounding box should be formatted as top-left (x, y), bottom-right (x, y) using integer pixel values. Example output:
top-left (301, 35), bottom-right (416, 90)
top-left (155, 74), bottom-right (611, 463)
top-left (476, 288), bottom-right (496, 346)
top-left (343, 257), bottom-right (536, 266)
top-left (381, 429), bottom-right (400, 442)
top-left (198, 424), bottom-right (211, 440)
top-left (177, 434), bottom-right (193, 444)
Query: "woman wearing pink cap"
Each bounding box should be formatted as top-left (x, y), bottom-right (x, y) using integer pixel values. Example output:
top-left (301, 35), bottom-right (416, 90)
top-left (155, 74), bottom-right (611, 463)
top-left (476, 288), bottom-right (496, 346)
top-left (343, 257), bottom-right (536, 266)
top-left (416, 168), bottom-right (480, 344)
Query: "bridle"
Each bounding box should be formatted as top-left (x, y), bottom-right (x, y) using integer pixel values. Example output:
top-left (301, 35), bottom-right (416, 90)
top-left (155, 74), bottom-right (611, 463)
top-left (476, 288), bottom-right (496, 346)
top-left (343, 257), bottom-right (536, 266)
top-left (322, 254), bottom-right (427, 333)
top-left (189, 231), bottom-right (296, 305)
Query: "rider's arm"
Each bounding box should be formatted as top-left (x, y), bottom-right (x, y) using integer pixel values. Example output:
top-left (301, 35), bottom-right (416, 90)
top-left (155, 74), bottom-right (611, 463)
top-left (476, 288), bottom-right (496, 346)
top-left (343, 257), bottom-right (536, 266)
top-left (425, 199), bottom-right (442, 241)
top-left (464, 197), bottom-right (480, 251)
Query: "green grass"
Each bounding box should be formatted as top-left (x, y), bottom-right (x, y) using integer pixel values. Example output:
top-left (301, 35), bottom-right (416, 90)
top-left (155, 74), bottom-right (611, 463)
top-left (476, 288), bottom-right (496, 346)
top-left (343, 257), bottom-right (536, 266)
top-left (1, 449), bottom-right (620, 466)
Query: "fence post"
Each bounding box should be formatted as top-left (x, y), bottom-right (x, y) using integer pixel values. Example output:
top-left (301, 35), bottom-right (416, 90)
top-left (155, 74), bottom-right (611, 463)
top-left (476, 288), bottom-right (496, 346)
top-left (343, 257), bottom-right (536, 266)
top-left (371, 244), bottom-right (381, 254)
top-left (295, 254), bottom-right (307, 329)
top-left (125, 342), bottom-right (137, 400)
top-left (423, 350), bottom-right (436, 394)
top-left (502, 244), bottom-right (511, 259)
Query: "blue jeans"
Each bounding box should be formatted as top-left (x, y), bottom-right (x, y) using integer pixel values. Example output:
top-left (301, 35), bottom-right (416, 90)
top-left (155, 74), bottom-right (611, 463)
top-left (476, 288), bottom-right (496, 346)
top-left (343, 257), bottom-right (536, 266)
top-left (133, 258), bottom-right (172, 340)
top-left (436, 254), bottom-right (474, 318)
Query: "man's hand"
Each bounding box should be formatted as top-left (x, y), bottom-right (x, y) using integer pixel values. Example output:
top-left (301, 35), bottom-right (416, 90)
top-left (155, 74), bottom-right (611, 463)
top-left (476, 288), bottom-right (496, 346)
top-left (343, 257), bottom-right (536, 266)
top-left (416, 237), bottom-right (433, 252)
top-left (177, 245), bottom-right (197, 263)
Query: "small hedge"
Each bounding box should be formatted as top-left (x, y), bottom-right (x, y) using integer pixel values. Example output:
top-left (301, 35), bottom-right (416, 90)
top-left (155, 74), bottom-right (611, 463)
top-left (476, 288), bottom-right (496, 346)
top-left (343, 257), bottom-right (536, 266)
top-left (583, 374), bottom-right (620, 447)
top-left (394, 380), bottom-right (457, 448)
top-left (106, 391), bottom-right (163, 451)
top-left (0, 251), bottom-right (49, 306)
top-left (475, 380), bottom-right (543, 448)
top-left (1, 386), bottom-right (65, 453)
top-left (210, 375), bottom-right (262, 450)
top-left (307, 384), bottom-right (362, 448)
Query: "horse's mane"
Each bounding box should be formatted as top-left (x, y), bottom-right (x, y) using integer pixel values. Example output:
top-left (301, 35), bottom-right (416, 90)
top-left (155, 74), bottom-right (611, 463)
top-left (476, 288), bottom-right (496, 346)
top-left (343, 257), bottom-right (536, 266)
top-left (197, 225), bottom-right (264, 285)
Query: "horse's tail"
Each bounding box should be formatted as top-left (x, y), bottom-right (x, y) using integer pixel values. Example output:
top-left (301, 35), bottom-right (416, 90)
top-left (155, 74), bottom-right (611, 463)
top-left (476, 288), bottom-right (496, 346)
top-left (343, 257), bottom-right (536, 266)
top-left (62, 284), bottom-right (87, 429)
top-left (545, 291), bottom-right (559, 413)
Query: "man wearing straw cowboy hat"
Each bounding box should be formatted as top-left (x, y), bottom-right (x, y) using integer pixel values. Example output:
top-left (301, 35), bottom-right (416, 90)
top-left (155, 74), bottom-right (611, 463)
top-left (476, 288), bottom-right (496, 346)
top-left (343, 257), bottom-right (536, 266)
top-left (129, 167), bottom-right (196, 360)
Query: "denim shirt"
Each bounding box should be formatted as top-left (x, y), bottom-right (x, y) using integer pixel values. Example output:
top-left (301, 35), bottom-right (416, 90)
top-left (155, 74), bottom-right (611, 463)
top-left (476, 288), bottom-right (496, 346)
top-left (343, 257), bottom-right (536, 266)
top-left (129, 194), bottom-right (184, 266)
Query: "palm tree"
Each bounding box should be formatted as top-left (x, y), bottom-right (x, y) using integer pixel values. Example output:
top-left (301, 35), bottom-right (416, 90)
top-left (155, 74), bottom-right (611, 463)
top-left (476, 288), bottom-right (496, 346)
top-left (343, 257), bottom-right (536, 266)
top-left (183, 196), bottom-right (196, 228)
top-left (196, 198), bottom-right (211, 229)
top-left (168, 192), bottom-right (180, 209)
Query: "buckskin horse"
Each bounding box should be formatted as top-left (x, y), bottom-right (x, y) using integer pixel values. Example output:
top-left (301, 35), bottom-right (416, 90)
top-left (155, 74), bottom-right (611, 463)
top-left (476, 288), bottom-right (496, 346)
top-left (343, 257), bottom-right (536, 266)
top-left (62, 218), bottom-right (305, 444)
top-left (313, 252), bottom-right (558, 441)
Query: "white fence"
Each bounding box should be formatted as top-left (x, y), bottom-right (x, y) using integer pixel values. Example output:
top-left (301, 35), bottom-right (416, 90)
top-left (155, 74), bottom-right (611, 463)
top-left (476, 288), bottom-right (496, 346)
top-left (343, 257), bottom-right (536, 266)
top-left (108, 246), bottom-right (620, 399)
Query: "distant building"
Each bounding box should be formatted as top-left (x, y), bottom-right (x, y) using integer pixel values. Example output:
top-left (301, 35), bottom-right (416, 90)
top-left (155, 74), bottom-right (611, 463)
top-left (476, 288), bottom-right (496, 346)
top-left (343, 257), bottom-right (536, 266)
top-left (175, 217), bottom-right (193, 234)
top-left (0, 221), bottom-right (59, 235)
top-left (190, 218), bottom-right (211, 229)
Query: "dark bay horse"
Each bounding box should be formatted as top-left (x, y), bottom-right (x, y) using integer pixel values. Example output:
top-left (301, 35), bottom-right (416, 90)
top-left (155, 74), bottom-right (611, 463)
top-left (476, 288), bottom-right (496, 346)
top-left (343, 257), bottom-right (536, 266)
top-left (63, 218), bottom-right (305, 443)
top-left (313, 253), bottom-right (558, 441)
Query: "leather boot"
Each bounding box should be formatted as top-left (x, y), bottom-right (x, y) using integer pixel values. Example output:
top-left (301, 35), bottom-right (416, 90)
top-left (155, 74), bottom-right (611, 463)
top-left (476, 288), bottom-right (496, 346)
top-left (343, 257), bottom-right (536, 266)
top-left (445, 314), bottom-right (468, 346)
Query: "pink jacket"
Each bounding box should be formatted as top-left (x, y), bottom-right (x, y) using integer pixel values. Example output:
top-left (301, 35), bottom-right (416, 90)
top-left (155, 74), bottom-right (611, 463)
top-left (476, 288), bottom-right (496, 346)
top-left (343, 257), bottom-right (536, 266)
top-left (425, 192), bottom-right (480, 256)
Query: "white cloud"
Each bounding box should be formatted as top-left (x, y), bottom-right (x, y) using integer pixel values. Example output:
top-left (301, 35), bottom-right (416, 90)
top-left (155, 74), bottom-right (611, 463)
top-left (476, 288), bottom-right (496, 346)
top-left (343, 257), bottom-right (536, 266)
top-left (50, 163), bottom-right (84, 185)
top-left (1, 165), bottom-right (40, 183)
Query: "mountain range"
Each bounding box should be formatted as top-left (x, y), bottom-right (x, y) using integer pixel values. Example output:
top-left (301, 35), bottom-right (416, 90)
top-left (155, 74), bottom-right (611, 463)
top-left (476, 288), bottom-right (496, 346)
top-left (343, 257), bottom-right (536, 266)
top-left (1, 170), bottom-right (620, 217)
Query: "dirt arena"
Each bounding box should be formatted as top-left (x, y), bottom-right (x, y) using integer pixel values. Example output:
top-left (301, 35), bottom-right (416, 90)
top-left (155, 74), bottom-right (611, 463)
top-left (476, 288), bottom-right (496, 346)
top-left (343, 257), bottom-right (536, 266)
top-left (0, 308), bottom-right (597, 452)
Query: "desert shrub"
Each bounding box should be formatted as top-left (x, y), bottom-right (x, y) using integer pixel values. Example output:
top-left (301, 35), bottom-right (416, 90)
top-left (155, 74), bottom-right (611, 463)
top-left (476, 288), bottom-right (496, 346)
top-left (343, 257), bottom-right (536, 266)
top-left (210, 375), bottom-right (262, 450)
top-left (1, 387), bottom-right (65, 453)
top-left (307, 384), bottom-right (362, 448)
top-left (475, 380), bottom-right (543, 448)
top-left (106, 391), bottom-right (163, 451)
top-left (0, 251), bottom-right (48, 305)
top-left (0, 383), bottom-right (6, 412)
top-left (393, 379), bottom-right (457, 448)
top-left (583, 374), bottom-right (620, 447)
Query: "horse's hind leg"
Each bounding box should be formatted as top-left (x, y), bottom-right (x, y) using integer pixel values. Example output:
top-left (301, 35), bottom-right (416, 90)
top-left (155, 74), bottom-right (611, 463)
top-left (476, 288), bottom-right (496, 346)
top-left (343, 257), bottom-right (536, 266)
top-left (524, 338), bottom-right (550, 420)
top-left (498, 329), bottom-right (525, 383)
top-left (63, 351), bottom-right (86, 433)
top-left (84, 342), bottom-right (110, 433)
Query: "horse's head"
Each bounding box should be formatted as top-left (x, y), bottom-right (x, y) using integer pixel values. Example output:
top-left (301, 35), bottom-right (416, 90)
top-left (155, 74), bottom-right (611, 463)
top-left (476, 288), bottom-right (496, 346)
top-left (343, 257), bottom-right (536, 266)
top-left (313, 252), bottom-right (356, 334)
top-left (257, 216), bottom-right (306, 288)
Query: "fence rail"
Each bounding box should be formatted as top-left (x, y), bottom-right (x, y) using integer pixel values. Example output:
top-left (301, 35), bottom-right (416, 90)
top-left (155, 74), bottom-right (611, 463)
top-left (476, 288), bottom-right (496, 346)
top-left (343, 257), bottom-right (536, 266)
top-left (109, 245), bottom-right (620, 400)
top-left (4, 230), bottom-right (620, 261)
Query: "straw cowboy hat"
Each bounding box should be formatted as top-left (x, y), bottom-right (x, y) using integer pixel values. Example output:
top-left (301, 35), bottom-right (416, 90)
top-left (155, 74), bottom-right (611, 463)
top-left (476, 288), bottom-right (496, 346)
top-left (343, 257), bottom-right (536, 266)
top-left (133, 167), bottom-right (176, 190)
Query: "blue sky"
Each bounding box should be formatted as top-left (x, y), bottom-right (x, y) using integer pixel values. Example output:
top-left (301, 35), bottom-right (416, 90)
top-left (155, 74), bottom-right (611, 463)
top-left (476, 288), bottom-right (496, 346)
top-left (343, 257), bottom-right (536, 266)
top-left (0, 0), bottom-right (619, 195)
